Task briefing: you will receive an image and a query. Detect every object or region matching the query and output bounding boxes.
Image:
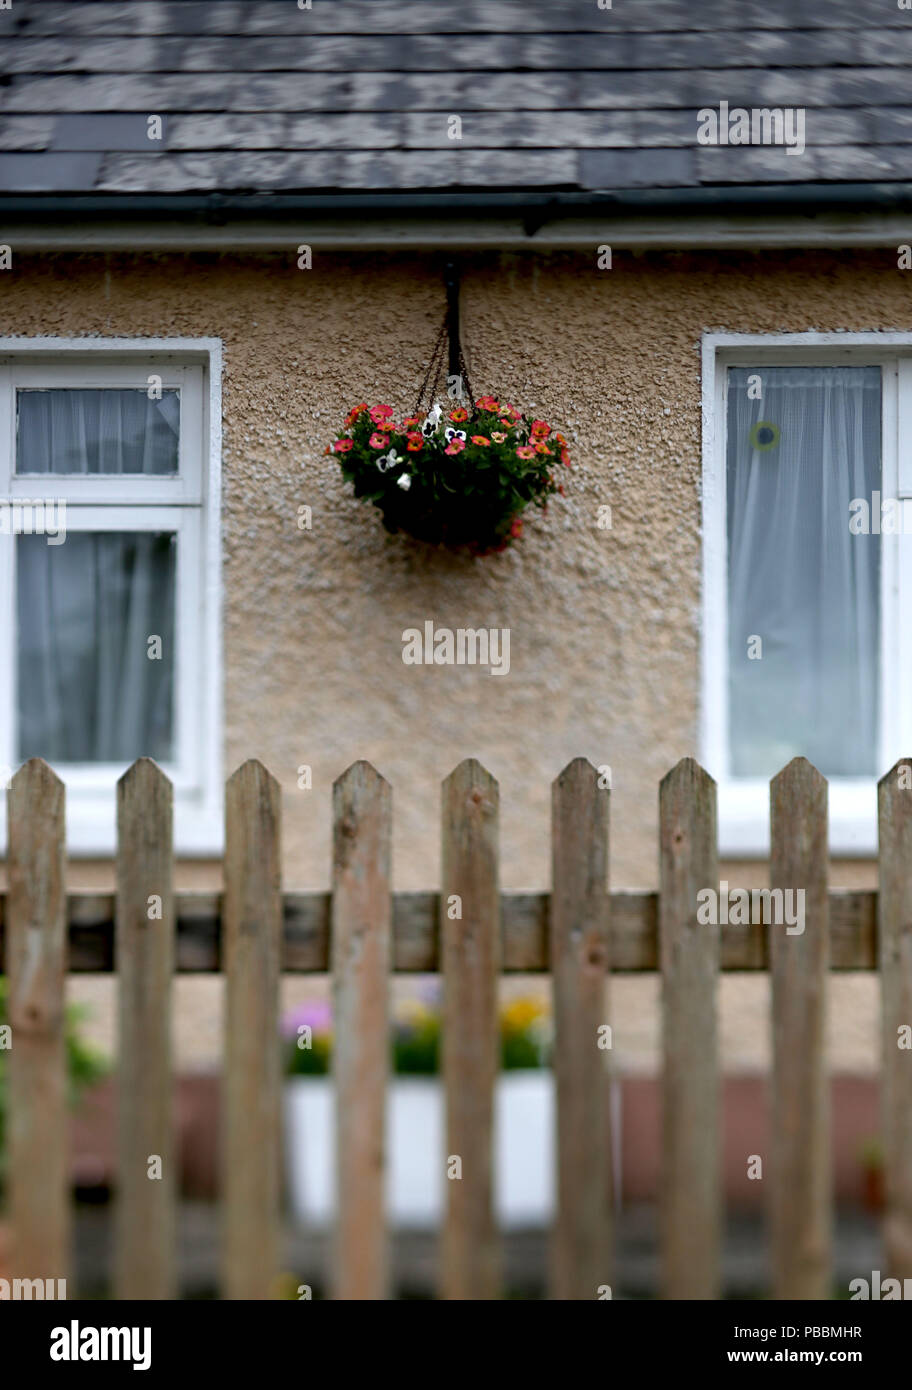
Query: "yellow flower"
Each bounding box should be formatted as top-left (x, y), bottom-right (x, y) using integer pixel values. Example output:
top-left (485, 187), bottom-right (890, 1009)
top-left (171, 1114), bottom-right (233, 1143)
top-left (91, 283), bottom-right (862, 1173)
top-left (500, 997), bottom-right (547, 1032)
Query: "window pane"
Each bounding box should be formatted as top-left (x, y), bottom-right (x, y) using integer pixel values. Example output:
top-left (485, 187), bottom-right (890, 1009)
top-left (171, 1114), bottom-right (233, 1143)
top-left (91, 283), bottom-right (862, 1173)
top-left (726, 366), bottom-right (881, 778)
top-left (16, 389), bottom-right (179, 474)
top-left (17, 531), bottom-right (176, 763)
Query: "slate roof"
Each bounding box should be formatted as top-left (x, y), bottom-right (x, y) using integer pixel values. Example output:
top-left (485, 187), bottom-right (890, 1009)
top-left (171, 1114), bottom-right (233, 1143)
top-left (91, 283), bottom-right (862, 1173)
top-left (1, 0), bottom-right (912, 201)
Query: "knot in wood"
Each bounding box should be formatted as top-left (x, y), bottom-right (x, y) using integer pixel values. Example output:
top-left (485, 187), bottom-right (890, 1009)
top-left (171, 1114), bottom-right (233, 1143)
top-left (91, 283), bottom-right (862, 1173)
top-left (341, 816), bottom-right (357, 839)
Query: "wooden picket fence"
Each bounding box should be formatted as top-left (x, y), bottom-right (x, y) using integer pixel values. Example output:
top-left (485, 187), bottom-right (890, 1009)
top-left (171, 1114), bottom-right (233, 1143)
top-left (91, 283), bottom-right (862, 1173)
top-left (0, 752), bottom-right (910, 1300)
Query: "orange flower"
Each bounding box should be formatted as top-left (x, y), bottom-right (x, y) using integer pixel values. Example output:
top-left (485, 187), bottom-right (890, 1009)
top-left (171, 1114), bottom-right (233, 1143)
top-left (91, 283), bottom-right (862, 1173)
top-left (449, 407), bottom-right (469, 422)
top-left (477, 395), bottom-right (499, 412)
top-left (471, 435), bottom-right (491, 446)
top-left (406, 432), bottom-right (424, 451)
top-left (535, 442), bottom-right (553, 455)
top-left (530, 420), bottom-right (550, 439)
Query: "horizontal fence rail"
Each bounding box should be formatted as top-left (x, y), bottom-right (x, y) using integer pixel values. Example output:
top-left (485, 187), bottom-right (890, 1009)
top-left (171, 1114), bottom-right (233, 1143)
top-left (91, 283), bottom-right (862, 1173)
top-left (0, 753), bottom-right (909, 1303)
top-left (0, 889), bottom-right (879, 972)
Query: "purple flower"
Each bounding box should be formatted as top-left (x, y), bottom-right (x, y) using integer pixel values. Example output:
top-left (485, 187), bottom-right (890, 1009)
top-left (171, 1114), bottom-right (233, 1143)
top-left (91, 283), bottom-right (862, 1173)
top-left (281, 999), bottom-right (332, 1041)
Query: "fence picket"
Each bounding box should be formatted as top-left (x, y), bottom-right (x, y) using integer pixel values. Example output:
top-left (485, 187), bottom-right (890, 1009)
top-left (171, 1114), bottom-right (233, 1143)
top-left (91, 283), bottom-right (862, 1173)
top-left (770, 756), bottom-right (830, 1299)
top-left (550, 757), bottom-right (612, 1300)
top-left (115, 758), bottom-right (175, 1299)
top-left (6, 759), bottom-right (69, 1285)
top-left (441, 759), bottom-right (500, 1300)
top-left (222, 760), bottom-right (283, 1300)
top-left (878, 759), bottom-right (912, 1279)
top-left (659, 757), bottom-right (720, 1299)
top-left (1, 753), bottom-right (901, 1302)
top-left (331, 761), bottom-right (392, 1300)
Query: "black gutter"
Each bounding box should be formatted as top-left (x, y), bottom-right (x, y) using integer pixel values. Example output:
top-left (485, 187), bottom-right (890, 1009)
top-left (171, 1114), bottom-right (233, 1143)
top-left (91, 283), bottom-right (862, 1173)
top-left (2, 184), bottom-right (912, 235)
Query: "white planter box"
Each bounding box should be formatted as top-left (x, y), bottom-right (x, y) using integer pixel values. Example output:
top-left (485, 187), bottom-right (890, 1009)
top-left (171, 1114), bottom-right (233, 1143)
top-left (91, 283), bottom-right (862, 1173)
top-left (284, 1071), bottom-right (556, 1229)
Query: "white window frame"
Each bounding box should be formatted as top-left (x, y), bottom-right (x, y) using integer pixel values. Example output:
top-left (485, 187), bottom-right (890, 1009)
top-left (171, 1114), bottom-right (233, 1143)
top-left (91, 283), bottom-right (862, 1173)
top-left (702, 331), bottom-right (912, 857)
top-left (0, 337), bottom-right (223, 855)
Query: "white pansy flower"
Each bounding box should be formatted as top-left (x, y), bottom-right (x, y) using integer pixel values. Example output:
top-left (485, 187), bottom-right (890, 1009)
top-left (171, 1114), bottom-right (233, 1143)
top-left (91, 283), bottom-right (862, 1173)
top-left (421, 404), bottom-right (443, 438)
top-left (397, 473), bottom-right (412, 491)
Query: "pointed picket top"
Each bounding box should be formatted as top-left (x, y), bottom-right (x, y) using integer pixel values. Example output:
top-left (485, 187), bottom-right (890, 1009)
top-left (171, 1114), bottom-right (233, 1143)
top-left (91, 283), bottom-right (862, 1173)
top-left (9, 755), bottom-right (64, 800)
top-left (226, 757), bottom-right (279, 796)
top-left (770, 754), bottom-right (827, 797)
top-left (552, 757), bottom-right (609, 921)
top-left (117, 755), bottom-right (172, 795)
top-left (225, 761), bottom-right (281, 853)
top-left (553, 755), bottom-right (604, 794)
top-left (878, 757), bottom-right (912, 793)
top-left (659, 755), bottom-right (716, 798)
top-left (333, 758), bottom-right (390, 798)
top-left (8, 759), bottom-right (66, 862)
top-left (442, 756), bottom-right (498, 802)
top-left (659, 758), bottom-right (717, 868)
top-left (332, 760), bottom-right (391, 881)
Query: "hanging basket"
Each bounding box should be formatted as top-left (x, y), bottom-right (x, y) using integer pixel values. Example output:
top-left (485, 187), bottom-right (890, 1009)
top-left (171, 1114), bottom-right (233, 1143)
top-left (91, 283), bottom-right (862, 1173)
top-left (329, 389), bottom-right (570, 555)
top-left (329, 281), bottom-right (569, 554)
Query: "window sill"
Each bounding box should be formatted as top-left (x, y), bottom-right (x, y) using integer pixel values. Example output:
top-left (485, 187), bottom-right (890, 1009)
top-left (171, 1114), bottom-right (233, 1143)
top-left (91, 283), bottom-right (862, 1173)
top-left (717, 778), bottom-right (878, 858)
top-left (0, 784), bottom-right (223, 857)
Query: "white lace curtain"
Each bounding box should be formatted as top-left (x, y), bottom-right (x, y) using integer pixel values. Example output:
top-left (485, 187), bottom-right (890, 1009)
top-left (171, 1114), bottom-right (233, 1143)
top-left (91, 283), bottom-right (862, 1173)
top-left (17, 531), bottom-right (176, 763)
top-left (16, 388), bottom-right (179, 474)
top-left (15, 388), bottom-right (178, 762)
top-left (726, 365), bottom-right (881, 778)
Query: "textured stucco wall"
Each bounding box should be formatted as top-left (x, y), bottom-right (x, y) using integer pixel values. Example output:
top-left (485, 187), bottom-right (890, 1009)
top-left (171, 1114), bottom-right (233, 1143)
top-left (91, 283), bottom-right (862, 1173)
top-left (3, 248), bottom-right (908, 890)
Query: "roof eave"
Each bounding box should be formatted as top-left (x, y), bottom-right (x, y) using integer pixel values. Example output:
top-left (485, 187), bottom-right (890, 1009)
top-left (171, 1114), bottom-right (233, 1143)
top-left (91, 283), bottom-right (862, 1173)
top-left (2, 185), bottom-right (912, 250)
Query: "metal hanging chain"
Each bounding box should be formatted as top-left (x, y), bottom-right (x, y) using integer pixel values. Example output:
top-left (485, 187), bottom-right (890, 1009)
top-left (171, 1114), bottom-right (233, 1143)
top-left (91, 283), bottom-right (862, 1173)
top-left (455, 343), bottom-right (475, 414)
top-left (414, 262), bottom-right (476, 417)
top-left (413, 316), bottom-right (448, 416)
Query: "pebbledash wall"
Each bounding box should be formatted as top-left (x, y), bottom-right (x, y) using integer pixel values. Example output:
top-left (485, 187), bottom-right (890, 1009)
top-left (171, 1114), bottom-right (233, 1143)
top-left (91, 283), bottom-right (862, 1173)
top-left (3, 247), bottom-right (904, 891)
